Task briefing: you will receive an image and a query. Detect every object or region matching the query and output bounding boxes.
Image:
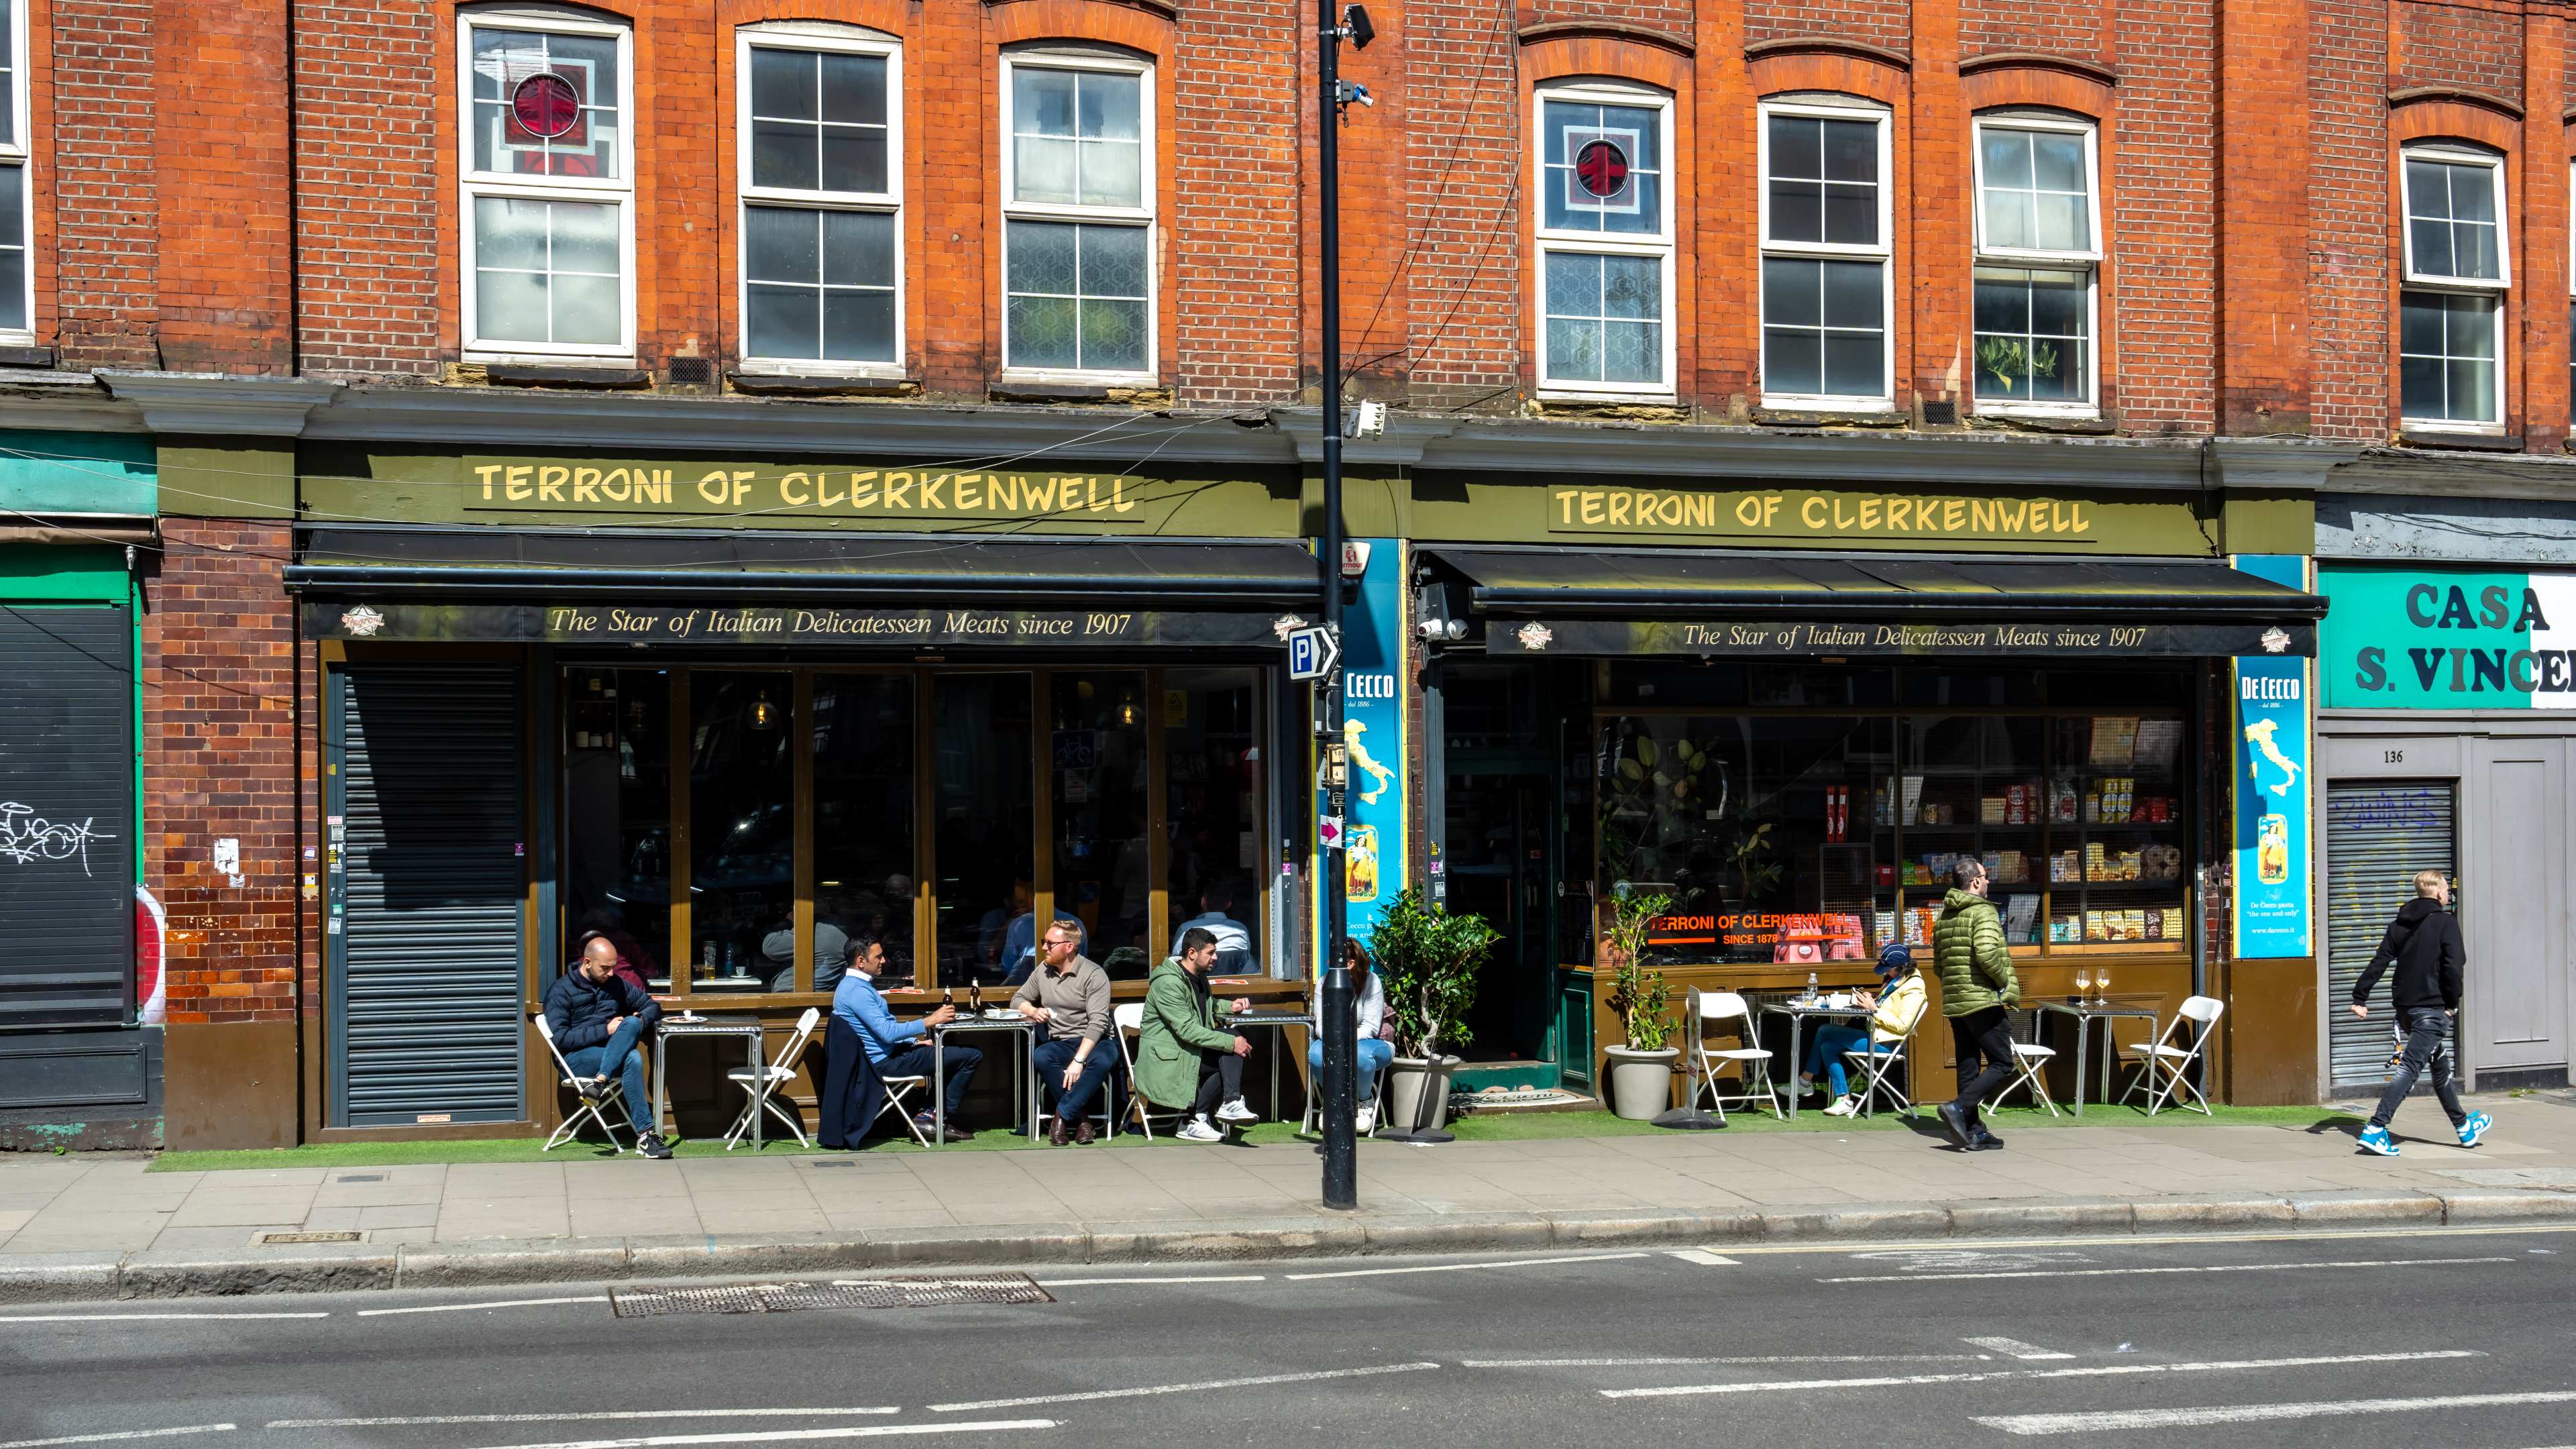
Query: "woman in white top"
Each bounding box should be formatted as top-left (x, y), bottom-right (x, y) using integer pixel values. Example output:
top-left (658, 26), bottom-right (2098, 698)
top-left (1309, 938), bottom-right (1395, 1132)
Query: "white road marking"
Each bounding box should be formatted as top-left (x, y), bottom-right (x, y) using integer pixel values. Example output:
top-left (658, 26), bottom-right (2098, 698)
top-left (0, 1312), bottom-right (330, 1324)
top-left (1821, 1255), bottom-right (2516, 1283)
top-left (1031, 1275), bottom-right (1267, 1287)
top-left (268, 1410), bottom-right (900, 1429)
top-left (1964, 1337), bottom-right (2076, 1360)
top-left (1977, 1391), bottom-right (2576, 1436)
top-left (1284, 1252), bottom-right (1648, 1281)
top-left (1464, 1354), bottom-right (1985, 1368)
top-left (929, 1362), bottom-right (1440, 1413)
top-left (0, 1429), bottom-right (235, 1449)
top-left (1666, 1250), bottom-right (1739, 1267)
top-left (1706, 1222), bottom-right (2576, 1258)
top-left (464, 1421), bottom-right (1056, 1449)
top-left (1600, 1349), bottom-right (2481, 1400)
top-left (356, 1296), bottom-right (609, 1318)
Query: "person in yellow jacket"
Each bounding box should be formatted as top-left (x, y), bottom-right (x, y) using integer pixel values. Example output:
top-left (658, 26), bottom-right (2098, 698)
top-left (1796, 943), bottom-right (1928, 1116)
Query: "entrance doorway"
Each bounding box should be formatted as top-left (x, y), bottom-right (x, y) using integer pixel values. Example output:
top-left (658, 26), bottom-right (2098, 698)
top-left (1443, 770), bottom-right (1554, 1065)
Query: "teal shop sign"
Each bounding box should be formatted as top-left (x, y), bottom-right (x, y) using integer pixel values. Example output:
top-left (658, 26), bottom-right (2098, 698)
top-left (2319, 565), bottom-right (2576, 709)
top-left (0, 429), bottom-right (155, 517)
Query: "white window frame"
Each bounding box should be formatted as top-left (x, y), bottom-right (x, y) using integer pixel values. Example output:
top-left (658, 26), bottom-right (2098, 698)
top-left (1968, 111), bottom-right (2102, 418)
top-left (1756, 96), bottom-right (1894, 412)
top-left (457, 7), bottom-right (637, 363)
top-left (1533, 79), bottom-right (1676, 401)
top-left (998, 49), bottom-right (1157, 385)
top-left (735, 22), bottom-right (904, 378)
top-left (0, 0), bottom-right (33, 344)
top-left (2397, 142), bottom-right (2508, 431)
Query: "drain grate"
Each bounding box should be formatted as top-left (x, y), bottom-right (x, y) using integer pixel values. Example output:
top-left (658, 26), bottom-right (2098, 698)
top-left (334, 1173), bottom-right (387, 1184)
top-left (260, 1230), bottom-right (364, 1245)
top-left (608, 1275), bottom-right (1051, 1318)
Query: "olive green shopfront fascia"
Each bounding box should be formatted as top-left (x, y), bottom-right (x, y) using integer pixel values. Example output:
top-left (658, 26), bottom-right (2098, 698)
top-left (254, 409), bottom-right (2322, 1142)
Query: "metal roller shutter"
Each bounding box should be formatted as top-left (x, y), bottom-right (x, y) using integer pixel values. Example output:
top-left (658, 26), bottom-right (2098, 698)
top-left (329, 663), bottom-right (525, 1127)
top-left (0, 605), bottom-right (135, 1029)
top-left (2324, 780), bottom-right (2455, 1093)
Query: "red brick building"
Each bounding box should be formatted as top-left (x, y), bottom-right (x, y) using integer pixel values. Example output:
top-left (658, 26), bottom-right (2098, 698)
top-left (2, 0), bottom-right (2570, 1148)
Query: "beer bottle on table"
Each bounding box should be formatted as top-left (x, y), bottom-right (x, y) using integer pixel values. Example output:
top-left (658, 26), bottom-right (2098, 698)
top-left (943, 986), bottom-right (956, 1012)
top-left (970, 981), bottom-right (985, 1014)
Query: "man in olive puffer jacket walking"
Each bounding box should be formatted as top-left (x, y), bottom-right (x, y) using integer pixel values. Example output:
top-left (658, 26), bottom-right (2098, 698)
top-left (1933, 858), bottom-right (2019, 1150)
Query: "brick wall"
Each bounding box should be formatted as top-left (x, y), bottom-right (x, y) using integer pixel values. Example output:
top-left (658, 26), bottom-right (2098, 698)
top-left (48, 0), bottom-right (157, 370)
top-left (292, 0), bottom-right (443, 378)
top-left (1745, 0), bottom-right (1912, 58)
top-left (141, 520), bottom-right (300, 1029)
top-left (2110, 0), bottom-right (2218, 433)
top-left (2308, 0), bottom-right (2390, 441)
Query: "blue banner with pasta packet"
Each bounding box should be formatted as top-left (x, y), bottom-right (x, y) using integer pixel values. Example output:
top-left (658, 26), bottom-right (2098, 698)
top-left (2233, 554), bottom-right (2312, 959)
top-left (1313, 539), bottom-right (1408, 971)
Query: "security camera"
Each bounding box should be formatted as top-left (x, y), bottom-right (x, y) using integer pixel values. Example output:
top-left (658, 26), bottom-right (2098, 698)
top-left (1342, 3), bottom-right (1376, 49)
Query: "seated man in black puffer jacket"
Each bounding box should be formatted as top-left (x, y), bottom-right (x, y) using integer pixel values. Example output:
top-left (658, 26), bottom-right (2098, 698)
top-left (544, 934), bottom-right (671, 1158)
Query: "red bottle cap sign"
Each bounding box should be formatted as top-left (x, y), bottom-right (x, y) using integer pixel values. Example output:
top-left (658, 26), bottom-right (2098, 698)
top-left (512, 72), bottom-right (582, 139)
top-left (1573, 138), bottom-right (1629, 200)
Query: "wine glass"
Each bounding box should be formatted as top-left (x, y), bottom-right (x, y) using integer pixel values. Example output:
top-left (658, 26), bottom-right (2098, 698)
top-left (2094, 967), bottom-right (2110, 1007)
top-left (2074, 969), bottom-right (2092, 1006)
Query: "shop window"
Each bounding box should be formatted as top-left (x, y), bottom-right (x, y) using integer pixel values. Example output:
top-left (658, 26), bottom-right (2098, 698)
top-left (1001, 52), bottom-right (1153, 380)
top-left (688, 672), bottom-right (795, 989)
top-left (1051, 669), bottom-right (1152, 969)
top-left (739, 25), bottom-right (901, 370)
top-left (1972, 115), bottom-right (2099, 415)
top-left (0, 0), bottom-right (28, 340)
top-left (1536, 80), bottom-right (1674, 397)
top-left (460, 10), bottom-right (634, 358)
top-left (563, 668), bottom-right (672, 989)
top-left (934, 674), bottom-right (1036, 988)
top-left (1599, 702), bottom-right (2189, 965)
top-left (812, 674), bottom-right (915, 990)
top-left (2398, 144), bottom-right (2506, 429)
top-left (1163, 669), bottom-right (1262, 979)
top-left (1760, 99), bottom-right (1890, 409)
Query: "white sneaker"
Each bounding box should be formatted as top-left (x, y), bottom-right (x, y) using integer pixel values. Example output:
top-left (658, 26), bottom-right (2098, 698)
top-left (1823, 1096), bottom-right (1855, 1118)
top-left (1176, 1117), bottom-right (1224, 1143)
top-left (1214, 1097), bottom-right (1258, 1124)
top-left (1355, 1102), bottom-right (1376, 1134)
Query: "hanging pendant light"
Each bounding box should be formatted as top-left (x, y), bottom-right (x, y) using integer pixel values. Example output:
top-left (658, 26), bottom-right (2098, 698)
top-left (750, 690), bottom-right (777, 731)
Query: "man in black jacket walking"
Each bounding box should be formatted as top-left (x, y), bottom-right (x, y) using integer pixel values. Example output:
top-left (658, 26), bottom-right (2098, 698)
top-left (2350, 869), bottom-right (2487, 1157)
top-left (545, 935), bottom-right (672, 1158)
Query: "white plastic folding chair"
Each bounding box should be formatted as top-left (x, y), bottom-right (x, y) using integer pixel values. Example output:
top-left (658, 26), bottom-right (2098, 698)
top-left (535, 1012), bottom-right (634, 1154)
top-left (722, 1007), bottom-right (820, 1149)
top-left (871, 1058), bottom-right (935, 1146)
top-left (1841, 1022), bottom-right (1915, 1118)
top-left (1986, 1040), bottom-right (2063, 1118)
top-left (2120, 996), bottom-right (2224, 1116)
top-left (1686, 990), bottom-right (1780, 1123)
top-left (1299, 1044), bottom-right (1387, 1138)
top-left (1114, 1002), bottom-right (1192, 1140)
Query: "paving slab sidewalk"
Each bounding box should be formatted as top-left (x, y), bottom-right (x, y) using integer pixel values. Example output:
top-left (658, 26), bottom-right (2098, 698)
top-left (5, 1091), bottom-right (2575, 1301)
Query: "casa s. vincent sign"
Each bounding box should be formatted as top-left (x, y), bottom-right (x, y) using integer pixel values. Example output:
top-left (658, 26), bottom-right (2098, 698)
top-left (2319, 565), bottom-right (2576, 709)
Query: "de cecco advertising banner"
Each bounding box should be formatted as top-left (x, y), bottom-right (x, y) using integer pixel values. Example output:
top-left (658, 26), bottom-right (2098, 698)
top-left (2320, 566), bottom-right (2576, 710)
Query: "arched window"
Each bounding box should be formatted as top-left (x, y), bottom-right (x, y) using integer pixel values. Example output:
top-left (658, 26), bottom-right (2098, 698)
top-left (1534, 79), bottom-right (1674, 398)
top-left (737, 21), bottom-right (902, 372)
top-left (1971, 110), bottom-right (2102, 415)
top-left (1758, 94), bottom-right (1890, 409)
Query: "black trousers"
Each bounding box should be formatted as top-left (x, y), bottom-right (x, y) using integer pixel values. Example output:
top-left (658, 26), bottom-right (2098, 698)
top-left (1948, 1006), bottom-right (2017, 1126)
top-left (1190, 1049), bottom-right (1245, 1116)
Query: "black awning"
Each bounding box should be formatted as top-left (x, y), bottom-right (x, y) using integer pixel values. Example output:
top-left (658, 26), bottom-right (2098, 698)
top-left (288, 525), bottom-right (1322, 610)
top-left (1420, 546), bottom-right (2325, 658)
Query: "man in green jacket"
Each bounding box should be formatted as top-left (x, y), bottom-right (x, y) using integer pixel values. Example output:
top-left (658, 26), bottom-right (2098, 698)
top-left (1136, 928), bottom-right (1254, 1142)
top-left (1933, 858), bottom-right (2019, 1151)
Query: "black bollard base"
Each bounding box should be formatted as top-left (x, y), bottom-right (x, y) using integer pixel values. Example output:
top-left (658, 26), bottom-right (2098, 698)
top-left (1651, 1108), bottom-right (1725, 1130)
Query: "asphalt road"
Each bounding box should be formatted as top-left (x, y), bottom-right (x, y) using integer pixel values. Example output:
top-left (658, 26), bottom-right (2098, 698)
top-left (8, 1224), bottom-right (2576, 1449)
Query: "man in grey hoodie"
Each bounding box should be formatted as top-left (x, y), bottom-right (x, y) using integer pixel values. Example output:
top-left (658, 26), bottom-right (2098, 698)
top-left (2351, 869), bottom-right (2487, 1157)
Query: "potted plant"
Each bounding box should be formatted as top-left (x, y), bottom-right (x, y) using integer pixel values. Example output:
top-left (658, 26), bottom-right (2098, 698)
top-left (1368, 888), bottom-right (1499, 1132)
top-left (1601, 891), bottom-right (1681, 1120)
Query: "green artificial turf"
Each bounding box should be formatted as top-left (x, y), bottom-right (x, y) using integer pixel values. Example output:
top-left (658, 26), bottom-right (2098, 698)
top-left (150, 1099), bottom-right (2362, 1173)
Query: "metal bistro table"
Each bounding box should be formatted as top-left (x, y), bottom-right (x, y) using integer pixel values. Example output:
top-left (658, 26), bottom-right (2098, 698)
top-left (1226, 1010), bottom-right (1313, 1121)
top-left (651, 1014), bottom-right (769, 1149)
top-left (932, 1013), bottom-right (1041, 1145)
top-left (1758, 996), bottom-right (1877, 1120)
top-left (2031, 996), bottom-right (2163, 1116)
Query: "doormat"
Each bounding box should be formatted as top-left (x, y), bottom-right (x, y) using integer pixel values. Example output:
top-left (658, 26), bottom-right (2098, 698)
top-left (608, 1275), bottom-right (1053, 1318)
top-left (1449, 1086), bottom-right (1593, 1112)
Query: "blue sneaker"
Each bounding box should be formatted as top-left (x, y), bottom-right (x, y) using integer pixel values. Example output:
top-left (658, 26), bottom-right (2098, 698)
top-left (2459, 1112), bottom-right (2493, 1148)
top-left (2357, 1124), bottom-right (2400, 1157)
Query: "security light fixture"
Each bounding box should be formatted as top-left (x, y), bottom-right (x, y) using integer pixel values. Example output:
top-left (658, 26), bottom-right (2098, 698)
top-left (1342, 3), bottom-right (1375, 50)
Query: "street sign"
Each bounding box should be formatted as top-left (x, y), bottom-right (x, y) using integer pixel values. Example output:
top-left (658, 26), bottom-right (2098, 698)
top-left (1287, 625), bottom-right (1341, 681)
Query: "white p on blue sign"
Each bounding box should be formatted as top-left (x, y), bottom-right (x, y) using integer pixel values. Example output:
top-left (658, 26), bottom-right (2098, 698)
top-left (1287, 625), bottom-right (1340, 682)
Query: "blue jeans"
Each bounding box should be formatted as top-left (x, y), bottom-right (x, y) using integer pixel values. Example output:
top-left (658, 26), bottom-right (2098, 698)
top-left (2371, 1007), bottom-right (2467, 1131)
top-left (1803, 1024), bottom-right (1888, 1099)
top-left (1307, 1037), bottom-right (1395, 1104)
top-left (564, 1016), bottom-right (652, 1134)
top-left (1032, 1037), bottom-right (1117, 1124)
